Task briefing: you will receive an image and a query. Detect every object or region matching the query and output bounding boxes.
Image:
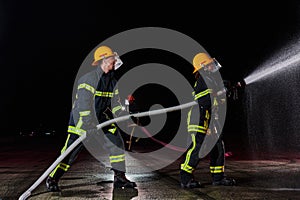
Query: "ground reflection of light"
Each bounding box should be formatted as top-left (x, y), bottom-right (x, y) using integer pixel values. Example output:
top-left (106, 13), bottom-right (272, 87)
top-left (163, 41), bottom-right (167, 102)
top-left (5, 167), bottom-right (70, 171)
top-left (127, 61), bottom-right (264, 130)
top-left (244, 38), bottom-right (300, 85)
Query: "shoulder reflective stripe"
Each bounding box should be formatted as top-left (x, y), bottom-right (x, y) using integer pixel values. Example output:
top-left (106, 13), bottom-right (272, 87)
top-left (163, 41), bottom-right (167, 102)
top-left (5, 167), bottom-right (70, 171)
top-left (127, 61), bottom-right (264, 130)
top-left (79, 111), bottom-right (91, 116)
top-left (112, 105), bottom-right (122, 114)
top-left (67, 125), bottom-right (85, 136)
top-left (109, 154), bottom-right (125, 163)
top-left (78, 83), bottom-right (95, 94)
top-left (188, 125), bottom-right (206, 129)
top-left (188, 125), bottom-right (207, 133)
top-left (195, 89), bottom-right (212, 98)
top-left (95, 91), bottom-right (114, 97)
top-left (188, 128), bottom-right (207, 133)
top-left (114, 89), bottom-right (119, 95)
top-left (194, 89), bottom-right (212, 100)
top-left (188, 126), bottom-right (207, 133)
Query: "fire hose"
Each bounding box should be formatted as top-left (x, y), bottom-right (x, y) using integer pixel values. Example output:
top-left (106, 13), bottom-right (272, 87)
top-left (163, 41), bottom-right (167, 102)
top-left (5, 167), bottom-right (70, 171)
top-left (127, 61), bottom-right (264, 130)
top-left (18, 101), bottom-right (197, 200)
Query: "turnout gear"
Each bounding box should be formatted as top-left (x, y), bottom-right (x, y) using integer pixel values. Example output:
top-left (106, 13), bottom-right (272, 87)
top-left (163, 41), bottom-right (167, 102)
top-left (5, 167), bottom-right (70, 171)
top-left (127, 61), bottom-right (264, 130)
top-left (127, 94), bottom-right (151, 127)
top-left (112, 169), bottom-right (137, 188)
top-left (47, 115), bottom-right (85, 185)
top-left (180, 170), bottom-right (202, 189)
top-left (193, 53), bottom-right (222, 73)
top-left (92, 46), bottom-right (115, 66)
top-left (95, 70), bottom-right (123, 123)
top-left (46, 46), bottom-right (134, 191)
top-left (180, 179), bottom-right (202, 189)
top-left (92, 45), bottom-right (123, 69)
top-left (180, 52), bottom-right (235, 188)
top-left (46, 176), bottom-right (60, 192)
top-left (212, 176), bottom-right (236, 186)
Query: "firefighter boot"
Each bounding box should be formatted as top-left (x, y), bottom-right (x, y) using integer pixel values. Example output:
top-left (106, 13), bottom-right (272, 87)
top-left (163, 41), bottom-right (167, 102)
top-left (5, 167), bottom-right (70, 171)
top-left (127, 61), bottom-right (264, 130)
top-left (46, 176), bottom-right (61, 192)
top-left (113, 169), bottom-right (137, 188)
top-left (180, 170), bottom-right (202, 189)
top-left (212, 175), bottom-right (236, 186)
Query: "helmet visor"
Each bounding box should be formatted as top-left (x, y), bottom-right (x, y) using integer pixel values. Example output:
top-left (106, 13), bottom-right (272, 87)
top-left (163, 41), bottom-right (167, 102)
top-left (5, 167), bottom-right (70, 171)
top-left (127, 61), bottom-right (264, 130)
top-left (202, 58), bottom-right (222, 73)
top-left (113, 52), bottom-right (123, 70)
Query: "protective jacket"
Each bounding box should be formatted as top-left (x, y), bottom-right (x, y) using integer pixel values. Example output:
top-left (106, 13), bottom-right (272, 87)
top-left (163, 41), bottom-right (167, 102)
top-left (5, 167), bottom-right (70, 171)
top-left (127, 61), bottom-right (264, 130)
top-left (181, 70), bottom-right (227, 181)
top-left (71, 67), bottom-right (122, 135)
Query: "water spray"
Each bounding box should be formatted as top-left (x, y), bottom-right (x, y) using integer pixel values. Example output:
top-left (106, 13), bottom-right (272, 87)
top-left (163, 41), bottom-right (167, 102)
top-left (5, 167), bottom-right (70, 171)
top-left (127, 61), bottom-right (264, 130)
top-left (244, 38), bottom-right (300, 85)
top-left (244, 53), bottom-right (300, 85)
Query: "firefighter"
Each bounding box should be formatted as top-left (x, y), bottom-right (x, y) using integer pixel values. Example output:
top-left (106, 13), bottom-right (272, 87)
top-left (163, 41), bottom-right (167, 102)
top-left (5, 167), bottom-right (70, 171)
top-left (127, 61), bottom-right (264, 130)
top-left (180, 52), bottom-right (236, 188)
top-left (46, 45), bottom-right (136, 192)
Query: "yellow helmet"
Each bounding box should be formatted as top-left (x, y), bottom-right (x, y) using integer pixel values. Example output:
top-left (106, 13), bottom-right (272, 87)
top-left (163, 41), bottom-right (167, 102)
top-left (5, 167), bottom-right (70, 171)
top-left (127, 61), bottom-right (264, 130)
top-left (92, 46), bottom-right (115, 66)
top-left (192, 53), bottom-right (214, 73)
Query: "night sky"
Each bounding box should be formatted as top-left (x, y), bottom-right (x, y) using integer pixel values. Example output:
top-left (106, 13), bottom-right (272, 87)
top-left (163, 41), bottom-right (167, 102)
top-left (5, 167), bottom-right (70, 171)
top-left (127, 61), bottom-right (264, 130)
top-left (1, 1), bottom-right (299, 135)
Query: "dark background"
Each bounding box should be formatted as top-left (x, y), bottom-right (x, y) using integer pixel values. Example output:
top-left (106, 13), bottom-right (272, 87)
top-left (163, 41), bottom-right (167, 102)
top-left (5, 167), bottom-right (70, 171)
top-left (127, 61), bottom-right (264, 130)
top-left (1, 1), bottom-right (300, 155)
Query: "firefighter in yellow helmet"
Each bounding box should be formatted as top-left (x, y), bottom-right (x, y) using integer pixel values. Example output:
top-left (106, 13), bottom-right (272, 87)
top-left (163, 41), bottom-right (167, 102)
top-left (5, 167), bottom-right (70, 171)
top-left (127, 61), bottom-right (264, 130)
top-left (46, 45), bottom-right (136, 192)
top-left (180, 52), bottom-right (236, 188)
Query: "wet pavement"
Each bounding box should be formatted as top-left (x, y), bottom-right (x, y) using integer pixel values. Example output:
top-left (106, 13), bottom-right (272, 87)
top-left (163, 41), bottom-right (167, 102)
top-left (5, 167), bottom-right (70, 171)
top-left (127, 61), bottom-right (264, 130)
top-left (1, 136), bottom-right (300, 200)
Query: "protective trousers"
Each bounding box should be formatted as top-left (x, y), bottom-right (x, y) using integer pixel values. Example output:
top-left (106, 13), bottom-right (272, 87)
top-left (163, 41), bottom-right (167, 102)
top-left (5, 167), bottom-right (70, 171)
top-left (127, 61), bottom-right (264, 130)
top-left (49, 116), bottom-right (126, 182)
top-left (181, 106), bottom-right (225, 181)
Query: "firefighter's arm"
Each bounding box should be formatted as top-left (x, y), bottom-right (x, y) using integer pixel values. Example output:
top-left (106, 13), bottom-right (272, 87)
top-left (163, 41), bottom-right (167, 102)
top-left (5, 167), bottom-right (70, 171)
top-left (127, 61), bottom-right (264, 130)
top-left (193, 80), bottom-right (212, 106)
top-left (111, 86), bottom-right (125, 117)
top-left (75, 80), bottom-right (96, 127)
top-left (214, 88), bottom-right (227, 105)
